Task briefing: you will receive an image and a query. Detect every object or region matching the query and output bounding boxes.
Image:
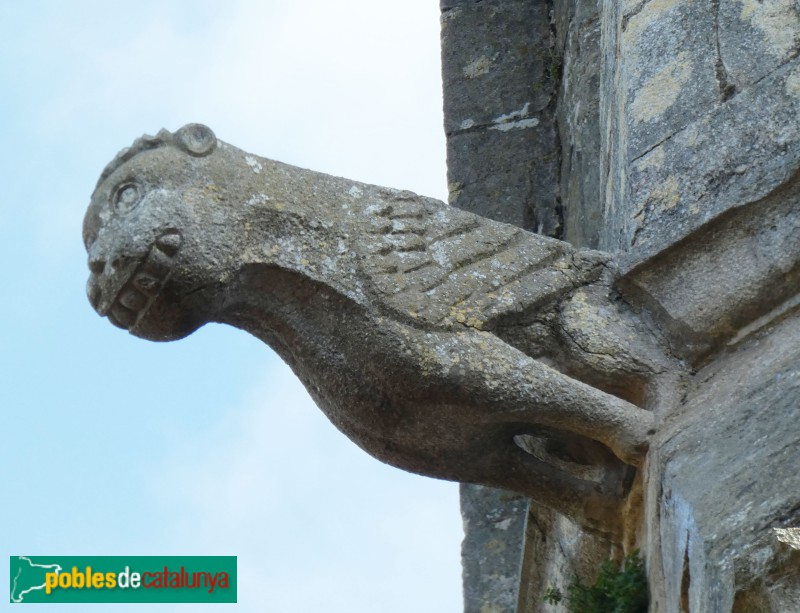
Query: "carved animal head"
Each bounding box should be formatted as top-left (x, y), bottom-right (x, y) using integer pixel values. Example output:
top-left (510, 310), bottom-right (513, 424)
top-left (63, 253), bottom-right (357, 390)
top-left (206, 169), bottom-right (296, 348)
top-left (84, 123), bottom-right (239, 341)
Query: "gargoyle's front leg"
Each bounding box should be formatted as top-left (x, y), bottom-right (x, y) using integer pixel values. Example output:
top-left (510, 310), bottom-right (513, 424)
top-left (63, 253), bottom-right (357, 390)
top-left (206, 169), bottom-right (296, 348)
top-left (463, 427), bottom-right (632, 534)
top-left (438, 330), bottom-right (655, 466)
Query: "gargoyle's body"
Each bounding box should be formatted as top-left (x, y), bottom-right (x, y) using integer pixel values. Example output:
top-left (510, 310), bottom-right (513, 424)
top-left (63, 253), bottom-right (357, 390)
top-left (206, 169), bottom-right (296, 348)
top-left (84, 125), bottom-right (669, 533)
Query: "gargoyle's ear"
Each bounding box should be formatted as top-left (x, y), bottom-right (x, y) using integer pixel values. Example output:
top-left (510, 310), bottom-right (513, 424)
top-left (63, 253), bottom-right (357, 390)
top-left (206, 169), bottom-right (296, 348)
top-left (175, 123), bottom-right (217, 157)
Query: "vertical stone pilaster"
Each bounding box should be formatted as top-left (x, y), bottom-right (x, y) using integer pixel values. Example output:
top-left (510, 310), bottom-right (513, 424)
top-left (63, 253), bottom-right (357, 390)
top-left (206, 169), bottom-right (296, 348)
top-left (440, 0), bottom-right (562, 236)
top-left (441, 2), bottom-right (616, 611)
top-left (443, 0), bottom-right (800, 611)
top-left (459, 487), bottom-right (529, 613)
top-left (440, 3), bottom-right (564, 611)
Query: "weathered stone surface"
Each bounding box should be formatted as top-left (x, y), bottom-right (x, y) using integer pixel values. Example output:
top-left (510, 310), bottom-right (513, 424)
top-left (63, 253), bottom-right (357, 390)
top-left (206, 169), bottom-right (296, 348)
top-left (646, 311), bottom-right (800, 612)
top-left (555, 0), bottom-right (604, 248)
top-left (445, 121), bottom-right (561, 235)
top-left (460, 485), bottom-right (529, 613)
top-left (620, 177), bottom-right (800, 361)
top-left (626, 57), bottom-right (800, 262)
top-left (83, 3), bottom-right (800, 607)
top-left (441, 1), bottom-right (800, 611)
top-left (440, 0), bottom-right (561, 235)
top-left (602, 0), bottom-right (800, 259)
top-left (440, 0), bottom-right (554, 136)
top-left (517, 504), bottom-right (615, 613)
top-left (718, 0), bottom-right (800, 87)
top-left (84, 124), bottom-right (664, 537)
top-left (440, 4), bottom-right (569, 606)
top-left (621, 0), bottom-right (721, 160)
top-left (442, 1), bottom-right (669, 607)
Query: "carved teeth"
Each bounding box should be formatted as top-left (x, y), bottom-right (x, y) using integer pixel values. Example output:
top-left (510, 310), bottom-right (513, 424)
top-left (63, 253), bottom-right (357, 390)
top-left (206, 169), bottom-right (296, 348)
top-left (141, 248), bottom-right (172, 278)
top-left (156, 232), bottom-right (182, 256)
top-left (110, 303), bottom-right (137, 329)
top-left (133, 273), bottom-right (160, 296)
top-left (119, 287), bottom-right (148, 311)
top-left (106, 231), bottom-right (181, 330)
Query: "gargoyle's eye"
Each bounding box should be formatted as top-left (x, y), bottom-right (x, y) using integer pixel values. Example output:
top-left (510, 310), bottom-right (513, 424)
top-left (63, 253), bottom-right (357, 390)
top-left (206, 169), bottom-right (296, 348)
top-left (113, 183), bottom-right (142, 214)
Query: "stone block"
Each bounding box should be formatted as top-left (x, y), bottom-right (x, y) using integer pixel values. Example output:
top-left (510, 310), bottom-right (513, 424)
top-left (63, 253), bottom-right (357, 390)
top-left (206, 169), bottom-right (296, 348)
top-left (719, 0), bottom-right (800, 87)
top-left (626, 57), bottom-right (800, 260)
top-left (621, 0), bottom-right (721, 159)
top-left (445, 119), bottom-right (560, 233)
top-left (648, 313), bottom-right (800, 612)
top-left (460, 485), bottom-right (529, 613)
top-left (555, 0), bottom-right (604, 247)
top-left (441, 0), bottom-right (553, 136)
top-left (440, 0), bottom-right (562, 235)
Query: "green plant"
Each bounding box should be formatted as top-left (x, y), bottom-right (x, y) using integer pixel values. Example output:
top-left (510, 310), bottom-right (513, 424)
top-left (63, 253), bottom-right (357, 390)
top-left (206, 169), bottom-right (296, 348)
top-left (543, 586), bottom-right (563, 605)
top-left (543, 551), bottom-right (648, 613)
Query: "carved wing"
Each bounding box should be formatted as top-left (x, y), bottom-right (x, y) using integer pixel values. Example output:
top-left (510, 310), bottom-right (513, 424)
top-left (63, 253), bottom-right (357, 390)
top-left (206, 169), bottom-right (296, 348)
top-left (358, 194), bottom-right (610, 329)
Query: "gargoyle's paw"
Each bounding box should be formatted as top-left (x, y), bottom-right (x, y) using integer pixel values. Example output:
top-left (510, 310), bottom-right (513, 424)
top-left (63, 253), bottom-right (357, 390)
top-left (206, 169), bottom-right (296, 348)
top-left (613, 413), bottom-right (654, 467)
top-left (102, 231), bottom-right (182, 331)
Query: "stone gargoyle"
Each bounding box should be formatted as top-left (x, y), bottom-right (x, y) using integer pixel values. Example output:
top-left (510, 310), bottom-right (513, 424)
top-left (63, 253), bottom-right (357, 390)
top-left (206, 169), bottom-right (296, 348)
top-left (83, 124), bottom-right (677, 534)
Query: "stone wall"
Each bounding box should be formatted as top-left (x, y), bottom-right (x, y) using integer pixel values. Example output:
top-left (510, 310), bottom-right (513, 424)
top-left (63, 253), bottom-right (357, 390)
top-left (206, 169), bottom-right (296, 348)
top-left (441, 0), bottom-right (800, 611)
top-left (441, 0), bottom-right (562, 236)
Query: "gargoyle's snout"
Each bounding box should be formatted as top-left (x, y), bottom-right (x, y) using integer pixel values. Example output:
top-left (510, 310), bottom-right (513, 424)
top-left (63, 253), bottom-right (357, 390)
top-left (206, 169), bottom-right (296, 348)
top-left (86, 231), bottom-right (183, 331)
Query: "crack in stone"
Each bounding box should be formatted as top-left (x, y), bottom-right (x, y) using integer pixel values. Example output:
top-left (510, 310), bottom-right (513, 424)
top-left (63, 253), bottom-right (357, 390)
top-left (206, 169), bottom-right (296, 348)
top-left (711, 0), bottom-right (737, 101)
top-left (621, 0), bottom-right (651, 31)
top-left (750, 49), bottom-right (800, 89)
top-left (631, 52), bottom-right (800, 166)
top-left (547, 0), bottom-right (565, 241)
top-left (630, 128), bottom-right (683, 165)
top-left (556, 314), bottom-right (619, 360)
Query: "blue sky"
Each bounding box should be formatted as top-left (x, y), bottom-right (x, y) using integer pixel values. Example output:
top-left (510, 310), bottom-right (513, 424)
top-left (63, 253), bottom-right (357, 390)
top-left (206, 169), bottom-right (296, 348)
top-left (0, 1), bottom-right (462, 610)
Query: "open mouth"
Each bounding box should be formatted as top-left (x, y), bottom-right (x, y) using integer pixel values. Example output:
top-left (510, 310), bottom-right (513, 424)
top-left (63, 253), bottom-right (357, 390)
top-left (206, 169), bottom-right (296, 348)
top-left (104, 231), bottom-right (182, 330)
